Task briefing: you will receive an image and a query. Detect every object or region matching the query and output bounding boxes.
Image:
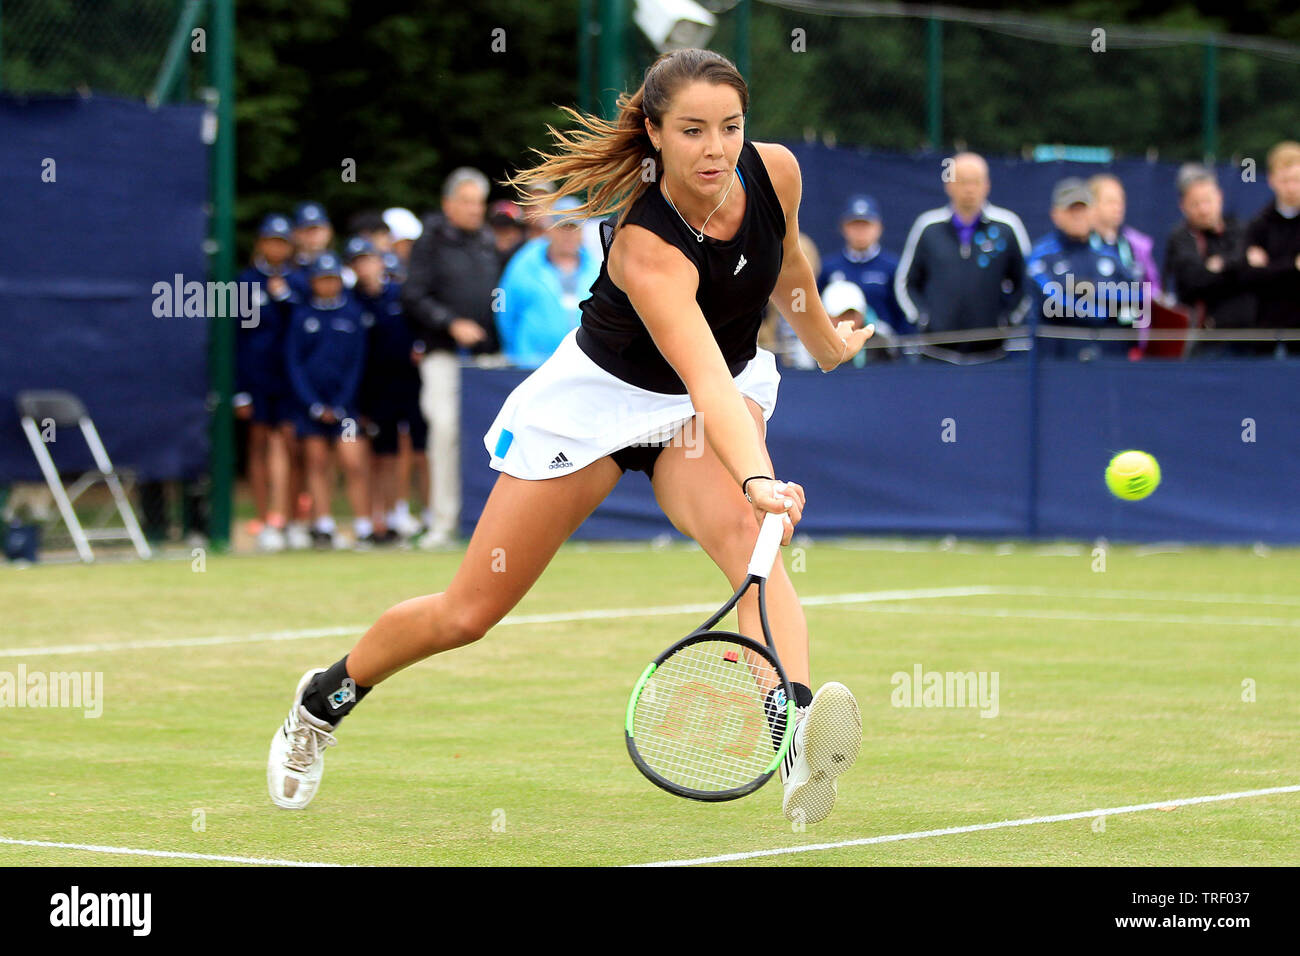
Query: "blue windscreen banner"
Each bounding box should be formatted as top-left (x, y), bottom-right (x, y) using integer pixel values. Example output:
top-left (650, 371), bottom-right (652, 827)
top-left (0, 95), bottom-right (210, 481)
top-left (461, 358), bottom-right (1300, 544)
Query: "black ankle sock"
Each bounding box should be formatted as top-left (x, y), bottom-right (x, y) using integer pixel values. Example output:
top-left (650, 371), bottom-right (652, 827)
top-left (764, 686), bottom-right (789, 751)
top-left (764, 683), bottom-right (814, 752)
top-left (792, 682), bottom-right (813, 708)
top-left (301, 655), bottom-right (371, 726)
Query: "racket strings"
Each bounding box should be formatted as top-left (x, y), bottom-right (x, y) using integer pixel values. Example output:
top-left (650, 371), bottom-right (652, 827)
top-left (632, 638), bottom-right (788, 793)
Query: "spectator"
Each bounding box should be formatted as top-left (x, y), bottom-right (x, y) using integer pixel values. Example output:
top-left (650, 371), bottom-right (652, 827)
top-left (349, 210), bottom-right (392, 254)
top-left (771, 234), bottom-right (821, 367)
top-left (348, 237), bottom-right (426, 541)
top-left (290, 202), bottom-right (335, 298)
top-left (286, 252), bottom-right (371, 548)
top-left (382, 207), bottom-right (422, 264)
top-left (402, 167), bottom-right (502, 549)
top-left (822, 279), bottom-right (894, 365)
top-left (234, 213), bottom-right (297, 551)
top-left (895, 152), bottom-right (1031, 364)
top-left (1163, 163), bottom-right (1259, 356)
top-left (819, 194), bottom-right (905, 334)
top-left (1088, 173), bottom-right (1162, 299)
top-left (489, 200), bottom-right (528, 266)
top-left (1244, 140), bottom-right (1300, 351)
top-left (516, 179), bottom-right (555, 240)
top-left (496, 197), bottom-right (601, 369)
top-left (1027, 177), bottom-right (1142, 360)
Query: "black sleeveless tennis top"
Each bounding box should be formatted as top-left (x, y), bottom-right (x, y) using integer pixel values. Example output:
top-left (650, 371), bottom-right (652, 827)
top-left (576, 140), bottom-right (786, 394)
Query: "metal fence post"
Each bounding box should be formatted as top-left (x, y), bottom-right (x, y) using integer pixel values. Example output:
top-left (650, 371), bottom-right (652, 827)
top-left (1202, 36), bottom-right (1219, 162)
top-left (207, 0), bottom-right (235, 551)
top-left (927, 17), bottom-right (942, 151)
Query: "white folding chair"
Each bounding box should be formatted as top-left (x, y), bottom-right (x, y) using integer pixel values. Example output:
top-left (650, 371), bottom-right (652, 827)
top-left (15, 390), bottom-right (152, 562)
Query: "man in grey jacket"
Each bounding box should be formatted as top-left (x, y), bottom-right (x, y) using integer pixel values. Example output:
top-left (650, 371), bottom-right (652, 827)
top-left (403, 167), bottom-right (502, 548)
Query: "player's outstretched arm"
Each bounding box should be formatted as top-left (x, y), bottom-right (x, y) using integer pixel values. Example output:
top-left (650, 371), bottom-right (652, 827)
top-left (610, 223), bottom-right (802, 536)
top-left (756, 142), bottom-right (873, 371)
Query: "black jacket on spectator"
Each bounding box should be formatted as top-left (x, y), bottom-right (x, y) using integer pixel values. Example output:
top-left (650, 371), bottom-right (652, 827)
top-left (1243, 204), bottom-right (1300, 328)
top-left (895, 204), bottom-right (1031, 357)
top-left (1163, 216), bottom-right (1257, 329)
top-left (402, 212), bottom-right (502, 355)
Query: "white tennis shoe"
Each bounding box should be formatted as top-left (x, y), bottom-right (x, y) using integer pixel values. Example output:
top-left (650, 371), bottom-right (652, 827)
top-left (780, 681), bottom-right (862, 824)
top-left (267, 668), bottom-right (337, 810)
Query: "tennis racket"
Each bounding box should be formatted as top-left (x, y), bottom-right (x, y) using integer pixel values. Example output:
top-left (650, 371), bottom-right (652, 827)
top-left (625, 508), bottom-right (795, 801)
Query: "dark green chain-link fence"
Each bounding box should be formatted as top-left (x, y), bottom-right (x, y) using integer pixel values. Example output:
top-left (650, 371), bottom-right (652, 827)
top-left (707, 0), bottom-right (1300, 162)
top-left (0, 0), bottom-right (189, 99)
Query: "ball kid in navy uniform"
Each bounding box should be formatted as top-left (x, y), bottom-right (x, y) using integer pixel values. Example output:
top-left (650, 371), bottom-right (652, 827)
top-left (819, 195), bottom-right (905, 337)
top-left (347, 237), bottom-right (427, 542)
top-left (234, 213), bottom-right (298, 550)
top-left (288, 202), bottom-right (335, 301)
top-left (286, 252), bottom-right (372, 548)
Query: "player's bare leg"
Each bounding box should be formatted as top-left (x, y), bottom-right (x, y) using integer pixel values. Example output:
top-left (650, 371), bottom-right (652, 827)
top-left (269, 458), bottom-right (622, 808)
top-left (650, 398), bottom-right (860, 824)
top-left (348, 458), bottom-right (622, 683)
top-left (650, 399), bottom-right (808, 684)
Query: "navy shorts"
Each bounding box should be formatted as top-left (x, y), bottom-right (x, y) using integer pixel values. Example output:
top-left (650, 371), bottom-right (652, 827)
top-left (367, 406), bottom-right (428, 455)
top-left (240, 389), bottom-right (290, 426)
top-left (293, 407), bottom-right (359, 441)
top-left (610, 439), bottom-right (672, 480)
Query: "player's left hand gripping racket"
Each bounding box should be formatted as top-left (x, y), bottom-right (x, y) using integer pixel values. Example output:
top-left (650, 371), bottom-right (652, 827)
top-left (626, 509), bottom-right (795, 801)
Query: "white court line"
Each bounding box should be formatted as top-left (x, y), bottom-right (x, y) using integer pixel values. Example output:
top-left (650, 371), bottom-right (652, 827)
top-left (4, 584), bottom-right (1295, 658)
top-left (1001, 586), bottom-right (1300, 608)
top-left (851, 604), bottom-right (1300, 628)
top-left (632, 784), bottom-right (1300, 867)
top-left (0, 836), bottom-right (340, 867)
top-left (0, 586), bottom-right (1003, 658)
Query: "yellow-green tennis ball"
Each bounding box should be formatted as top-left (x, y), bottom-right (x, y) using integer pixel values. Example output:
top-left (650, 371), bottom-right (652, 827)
top-left (1106, 450), bottom-right (1161, 501)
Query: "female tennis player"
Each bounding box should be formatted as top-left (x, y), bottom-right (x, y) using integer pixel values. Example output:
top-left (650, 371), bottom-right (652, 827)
top-left (268, 48), bottom-right (873, 824)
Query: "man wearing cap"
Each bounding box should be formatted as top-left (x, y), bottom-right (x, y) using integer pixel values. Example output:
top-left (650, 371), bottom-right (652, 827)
top-left (402, 167), bottom-right (502, 549)
top-left (895, 152), bottom-right (1032, 364)
top-left (234, 213), bottom-right (298, 551)
top-left (286, 252), bottom-right (372, 548)
top-left (496, 198), bottom-right (601, 369)
top-left (1027, 177), bottom-right (1142, 360)
top-left (819, 195), bottom-right (904, 337)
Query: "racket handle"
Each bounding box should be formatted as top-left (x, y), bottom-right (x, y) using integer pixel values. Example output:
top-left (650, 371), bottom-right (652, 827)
top-left (747, 509), bottom-right (787, 579)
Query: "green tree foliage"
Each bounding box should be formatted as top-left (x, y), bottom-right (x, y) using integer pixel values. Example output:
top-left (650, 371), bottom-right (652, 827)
top-left (234, 0), bottom-right (580, 244)
top-left (738, 1), bottom-right (1300, 160)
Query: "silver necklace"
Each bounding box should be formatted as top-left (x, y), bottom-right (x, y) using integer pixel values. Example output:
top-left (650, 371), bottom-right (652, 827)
top-left (662, 168), bottom-right (737, 243)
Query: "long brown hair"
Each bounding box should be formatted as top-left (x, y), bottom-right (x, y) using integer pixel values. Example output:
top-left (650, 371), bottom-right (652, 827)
top-left (502, 48), bottom-right (749, 228)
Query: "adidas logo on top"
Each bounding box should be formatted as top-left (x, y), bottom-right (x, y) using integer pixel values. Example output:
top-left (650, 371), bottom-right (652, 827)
top-left (548, 451), bottom-right (574, 470)
top-left (734, 254), bottom-right (748, 276)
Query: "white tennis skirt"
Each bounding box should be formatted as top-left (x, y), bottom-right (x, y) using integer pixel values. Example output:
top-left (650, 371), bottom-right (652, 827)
top-left (484, 328), bottom-right (781, 480)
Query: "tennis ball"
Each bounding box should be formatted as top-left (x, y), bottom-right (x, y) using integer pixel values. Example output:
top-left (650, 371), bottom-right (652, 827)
top-left (1105, 450), bottom-right (1161, 501)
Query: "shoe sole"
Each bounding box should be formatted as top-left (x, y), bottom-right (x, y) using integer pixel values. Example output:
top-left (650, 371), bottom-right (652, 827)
top-left (784, 682), bottom-right (862, 825)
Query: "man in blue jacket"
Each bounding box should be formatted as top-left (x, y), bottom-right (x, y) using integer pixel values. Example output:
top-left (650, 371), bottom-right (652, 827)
top-left (496, 197), bottom-right (601, 369)
top-left (819, 195), bottom-right (904, 336)
top-left (1027, 178), bottom-right (1144, 361)
top-left (286, 252), bottom-right (372, 547)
